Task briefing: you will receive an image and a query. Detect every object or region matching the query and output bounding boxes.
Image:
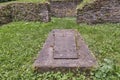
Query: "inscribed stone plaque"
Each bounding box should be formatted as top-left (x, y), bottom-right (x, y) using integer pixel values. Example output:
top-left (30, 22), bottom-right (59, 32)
top-left (53, 30), bottom-right (78, 59)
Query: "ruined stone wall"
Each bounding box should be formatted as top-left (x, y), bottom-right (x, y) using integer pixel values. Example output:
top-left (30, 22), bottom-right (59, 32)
top-left (50, 0), bottom-right (82, 17)
top-left (0, 2), bottom-right (51, 25)
top-left (77, 0), bottom-right (120, 24)
top-left (10, 3), bottom-right (51, 22)
top-left (0, 5), bottom-right (12, 25)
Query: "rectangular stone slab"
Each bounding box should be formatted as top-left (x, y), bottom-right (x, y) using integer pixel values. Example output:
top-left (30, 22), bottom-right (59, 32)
top-left (53, 30), bottom-right (78, 59)
top-left (33, 29), bottom-right (97, 72)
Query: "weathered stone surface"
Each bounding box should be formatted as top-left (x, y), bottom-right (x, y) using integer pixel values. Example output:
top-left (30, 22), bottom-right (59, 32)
top-left (53, 30), bottom-right (78, 59)
top-left (33, 29), bottom-right (97, 72)
top-left (0, 5), bottom-right (12, 25)
top-left (0, 2), bottom-right (51, 25)
top-left (77, 0), bottom-right (120, 24)
top-left (10, 3), bottom-right (51, 22)
top-left (50, 0), bottom-right (82, 17)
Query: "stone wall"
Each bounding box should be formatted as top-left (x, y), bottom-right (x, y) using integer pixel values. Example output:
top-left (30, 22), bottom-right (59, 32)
top-left (77, 0), bottom-right (120, 24)
top-left (10, 3), bottom-right (51, 22)
top-left (50, 0), bottom-right (82, 17)
top-left (0, 5), bottom-right (12, 25)
top-left (0, 2), bottom-right (51, 25)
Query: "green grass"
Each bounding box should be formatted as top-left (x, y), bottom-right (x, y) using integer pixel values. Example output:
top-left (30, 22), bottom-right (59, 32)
top-left (77, 0), bottom-right (96, 9)
top-left (0, 0), bottom-right (48, 6)
top-left (0, 18), bottom-right (120, 79)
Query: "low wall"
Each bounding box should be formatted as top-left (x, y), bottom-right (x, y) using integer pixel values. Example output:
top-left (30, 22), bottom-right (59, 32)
top-left (77, 0), bottom-right (120, 24)
top-left (0, 2), bottom-right (51, 25)
top-left (50, 0), bottom-right (82, 17)
top-left (10, 3), bottom-right (51, 22)
top-left (0, 5), bottom-right (12, 25)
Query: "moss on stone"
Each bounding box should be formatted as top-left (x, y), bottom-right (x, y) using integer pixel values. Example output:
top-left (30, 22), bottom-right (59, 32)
top-left (77, 0), bottom-right (96, 9)
top-left (0, 2), bottom-right (51, 25)
top-left (0, 0), bottom-right (49, 6)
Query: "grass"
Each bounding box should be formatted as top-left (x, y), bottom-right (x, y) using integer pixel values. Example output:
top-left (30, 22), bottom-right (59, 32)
top-left (77, 0), bottom-right (96, 9)
top-left (0, 18), bottom-right (120, 79)
top-left (0, 0), bottom-right (119, 79)
top-left (0, 0), bottom-right (95, 7)
top-left (0, 0), bottom-right (48, 6)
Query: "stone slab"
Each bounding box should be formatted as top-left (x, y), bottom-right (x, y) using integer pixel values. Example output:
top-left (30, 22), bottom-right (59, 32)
top-left (53, 30), bottom-right (78, 59)
top-left (33, 29), bottom-right (97, 72)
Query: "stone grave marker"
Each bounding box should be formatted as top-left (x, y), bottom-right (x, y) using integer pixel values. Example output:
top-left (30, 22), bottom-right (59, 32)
top-left (33, 29), bottom-right (97, 72)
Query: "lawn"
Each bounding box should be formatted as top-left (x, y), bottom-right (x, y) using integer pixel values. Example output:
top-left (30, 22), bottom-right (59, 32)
top-left (0, 0), bottom-right (48, 6)
top-left (0, 18), bottom-right (120, 79)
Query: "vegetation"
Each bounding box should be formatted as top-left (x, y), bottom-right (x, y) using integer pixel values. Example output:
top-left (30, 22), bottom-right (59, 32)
top-left (16, 0), bottom-right (47, 3)
top-left (0, 0), bottom-right (15, 3)
top-left (0, 0), bottom-right (48, 5)
top-left (0, 18), bottom-right (120, 79)
top-left (77, 0), bottom-right (96, 9)
top-left (0, 0), bottom-right (119, 79)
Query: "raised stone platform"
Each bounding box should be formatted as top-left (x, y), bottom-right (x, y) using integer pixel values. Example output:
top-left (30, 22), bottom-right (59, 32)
top-left (33, 29), bottom-right (97, 72)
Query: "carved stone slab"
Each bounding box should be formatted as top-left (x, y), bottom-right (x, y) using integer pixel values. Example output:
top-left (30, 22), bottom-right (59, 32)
top-left (33, 29), bottom-right (97, 72)
top-left (53, 30), bottom-right (78, 59)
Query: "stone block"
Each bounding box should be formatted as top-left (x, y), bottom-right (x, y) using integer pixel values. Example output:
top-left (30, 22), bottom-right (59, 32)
top-left (33, 29), bottom-right (97, 72)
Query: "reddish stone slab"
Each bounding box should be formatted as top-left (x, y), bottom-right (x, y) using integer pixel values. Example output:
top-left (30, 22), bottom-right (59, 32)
top-left (33, 29), bottom-right (97, 72)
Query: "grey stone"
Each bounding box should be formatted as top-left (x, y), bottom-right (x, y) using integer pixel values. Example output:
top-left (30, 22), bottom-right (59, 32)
top-left (50, 0), bottom-right (82, 17)
top-left (53, 30), bottom-right (78, 59)
top-left (0, 3), bottom-right (51, 25)
top-left (33, 29), bottom-right (97, 72)
top-left (77, 0), bottom-right (120, 24)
